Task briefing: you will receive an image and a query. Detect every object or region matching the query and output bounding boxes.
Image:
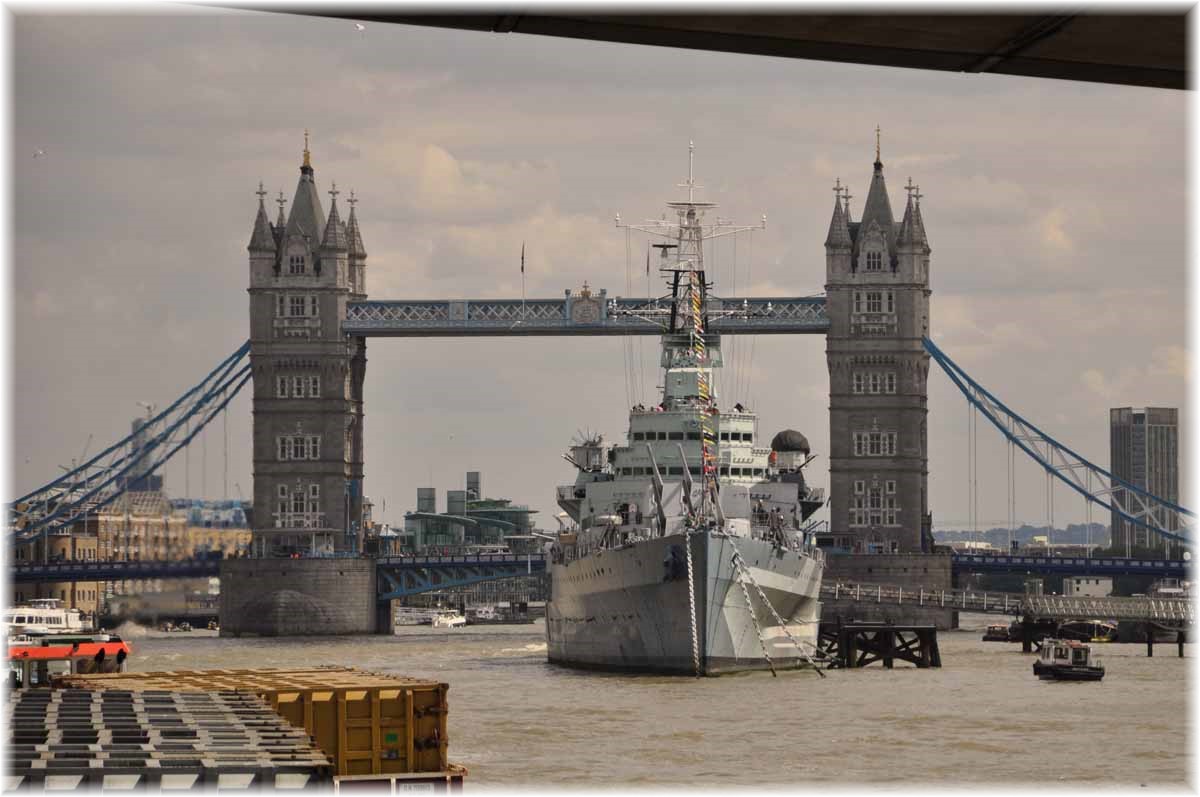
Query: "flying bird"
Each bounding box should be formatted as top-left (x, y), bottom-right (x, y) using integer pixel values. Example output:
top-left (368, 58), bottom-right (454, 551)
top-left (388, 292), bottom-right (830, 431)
top-left (33, 149), bottom-right (45, 158)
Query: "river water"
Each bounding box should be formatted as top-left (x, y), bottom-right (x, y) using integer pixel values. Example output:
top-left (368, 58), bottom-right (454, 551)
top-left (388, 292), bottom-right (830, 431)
top-left (121, 614), bottom-right (1190, 788)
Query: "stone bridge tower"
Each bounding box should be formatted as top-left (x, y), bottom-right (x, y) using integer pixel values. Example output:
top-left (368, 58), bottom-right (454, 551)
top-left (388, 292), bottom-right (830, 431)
top-left (824, 135), bottom-right (932, 553)
top-left (246, 137), bottom-right (368, 557)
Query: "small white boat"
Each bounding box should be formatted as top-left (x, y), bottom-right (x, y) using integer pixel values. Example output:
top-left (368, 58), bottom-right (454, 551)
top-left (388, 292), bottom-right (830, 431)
top-left (431, 611), bottom-right (467, 629)
top-left (393, 607), bottom-right (436, 627)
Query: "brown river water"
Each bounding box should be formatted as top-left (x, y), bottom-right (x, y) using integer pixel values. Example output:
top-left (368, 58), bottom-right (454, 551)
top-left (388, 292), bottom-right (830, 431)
top-left (117, 614), bottom-right (1191, 789)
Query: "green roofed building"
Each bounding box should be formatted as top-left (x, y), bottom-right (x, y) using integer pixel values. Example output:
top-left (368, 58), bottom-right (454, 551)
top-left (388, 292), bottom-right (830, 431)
top-left (401, 472), bottom-right (539, 555)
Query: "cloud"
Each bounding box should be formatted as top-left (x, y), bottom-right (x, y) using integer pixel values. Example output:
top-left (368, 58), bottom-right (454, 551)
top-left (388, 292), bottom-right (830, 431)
top-left (889, 152), bottom-right (962, 171)
top-left (1151, 345), bottom-right (1188, 380)
top-left (1081, 369), bottom-right (1112, 400)
top-left (1037, 207), bottom-right (1074, 255)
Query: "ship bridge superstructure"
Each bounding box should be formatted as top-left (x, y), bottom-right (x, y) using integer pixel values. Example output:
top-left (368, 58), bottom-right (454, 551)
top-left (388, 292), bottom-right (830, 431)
top-left (556, 144), bottom-right (823, 540)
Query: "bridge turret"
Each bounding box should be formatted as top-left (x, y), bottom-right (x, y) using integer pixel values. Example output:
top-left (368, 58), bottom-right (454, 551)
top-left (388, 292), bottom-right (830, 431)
top-left (247, 183), bottom-right (277, 284)
top-left (895, 181), bottom-right (931, 285)
top-left (319, 184), bottom-right (349, 288)
top-left (854, 136), bottom-right (897, 274)
top-left (346, 192), bottom-right (367, 299)
top-left (280, 131), bottom-right (326, 280)
top-left (824, 181), bottom-right (853, 279)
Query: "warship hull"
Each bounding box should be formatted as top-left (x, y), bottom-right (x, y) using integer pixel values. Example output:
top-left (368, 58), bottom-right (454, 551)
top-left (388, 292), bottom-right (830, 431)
top-left (546, 532), bottom-right (822, 674)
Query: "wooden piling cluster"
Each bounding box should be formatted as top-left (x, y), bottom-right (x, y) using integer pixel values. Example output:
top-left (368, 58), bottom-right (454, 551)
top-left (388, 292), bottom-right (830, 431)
top-left (55, 667), bottom-right (453, 778)
top-left (6, 688), bottom-right (331, 791)
top-left (817, 621), bottom-right (941, 669)
top-left (1142, 624), bottom-right (1187, 658)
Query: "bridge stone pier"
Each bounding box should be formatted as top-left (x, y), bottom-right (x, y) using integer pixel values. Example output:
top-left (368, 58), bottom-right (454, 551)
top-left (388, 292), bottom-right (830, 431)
top-left (220, 558), bottom-right (376, 637)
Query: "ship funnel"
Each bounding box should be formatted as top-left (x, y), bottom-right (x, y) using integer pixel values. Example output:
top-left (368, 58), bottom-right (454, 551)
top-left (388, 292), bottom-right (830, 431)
top-left (644, 444), bottom-right (668, 536)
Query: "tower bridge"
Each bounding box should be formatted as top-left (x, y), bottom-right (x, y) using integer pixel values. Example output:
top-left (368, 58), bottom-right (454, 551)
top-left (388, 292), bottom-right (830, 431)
top-left (10, 136), bottom-right (1192, 636)
top-left (238, 135), bottom-right (936, 567)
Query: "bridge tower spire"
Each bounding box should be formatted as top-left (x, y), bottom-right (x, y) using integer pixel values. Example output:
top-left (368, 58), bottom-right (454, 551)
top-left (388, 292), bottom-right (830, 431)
top-left (825, 137), bottom-right (932, 554)
top-left (246, 138), bottom-right (368, 557)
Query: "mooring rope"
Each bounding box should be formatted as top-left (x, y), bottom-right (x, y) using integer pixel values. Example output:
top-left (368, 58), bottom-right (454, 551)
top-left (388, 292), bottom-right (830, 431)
top-left (736, 567), bottom-right (777, 677)
top-left (684, 529), bottom-right (701, 677)
top-left (728, 540), bottom-right (828, 677)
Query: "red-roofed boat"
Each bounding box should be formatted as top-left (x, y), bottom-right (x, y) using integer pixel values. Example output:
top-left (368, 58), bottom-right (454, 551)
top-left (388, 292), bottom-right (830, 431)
top-left (5, 597), bottom-right (131, 687)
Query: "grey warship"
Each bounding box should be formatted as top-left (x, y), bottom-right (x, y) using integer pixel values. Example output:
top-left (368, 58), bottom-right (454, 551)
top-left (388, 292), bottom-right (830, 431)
top-left (546, 147), bottom-right (826, 675)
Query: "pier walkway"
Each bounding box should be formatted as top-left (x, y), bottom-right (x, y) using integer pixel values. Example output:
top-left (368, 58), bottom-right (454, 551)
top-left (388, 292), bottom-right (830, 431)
top-left (822, 581), bottom-right (1194, 623)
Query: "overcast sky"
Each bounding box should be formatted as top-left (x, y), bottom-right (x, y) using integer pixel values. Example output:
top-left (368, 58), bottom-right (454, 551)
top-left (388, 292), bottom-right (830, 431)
top-left (9, 10), bottom-right (1188, 534)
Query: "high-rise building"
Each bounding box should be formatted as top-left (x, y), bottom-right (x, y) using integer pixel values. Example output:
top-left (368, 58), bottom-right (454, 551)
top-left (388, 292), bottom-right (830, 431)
top-left (1110, 407), bottom-right (1179, 556)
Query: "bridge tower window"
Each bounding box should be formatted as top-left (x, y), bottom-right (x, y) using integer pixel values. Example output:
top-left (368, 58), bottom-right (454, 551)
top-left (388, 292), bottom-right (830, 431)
top-left (853, 431), bottom-right (897, 456)
top-left (277, 434), bottom-right (321, 461)
top-left (289, 254), bottom-right (306, 275)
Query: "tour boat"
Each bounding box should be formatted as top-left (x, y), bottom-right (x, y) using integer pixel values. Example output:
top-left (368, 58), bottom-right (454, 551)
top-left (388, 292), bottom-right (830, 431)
top-left (7, 632), bottom-right (131, 688)
top-left (1032, 638), bottom-right (1105, 681)
top-left (1057, 620), bottom-right (1118, 643)
top-left (4, 598), bottom-right (85, 635)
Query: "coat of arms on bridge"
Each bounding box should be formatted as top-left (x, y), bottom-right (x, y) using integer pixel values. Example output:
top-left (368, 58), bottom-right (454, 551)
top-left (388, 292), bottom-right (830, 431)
top-left (567, 282), bottom-right (604, 324)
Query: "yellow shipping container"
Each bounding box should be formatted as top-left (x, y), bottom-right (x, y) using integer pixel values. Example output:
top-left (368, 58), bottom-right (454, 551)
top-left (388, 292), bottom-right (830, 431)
top-left (56, 667), bottom-right (450, 777)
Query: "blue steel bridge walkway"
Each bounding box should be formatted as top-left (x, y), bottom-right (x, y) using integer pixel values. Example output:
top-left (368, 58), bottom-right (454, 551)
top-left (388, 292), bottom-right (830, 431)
top-left (8, 553), bottom-right (547, 600)
top-left (16, 550), bottom-right (1185, 587)
top-left (375, 553), bottom-right (545, 601)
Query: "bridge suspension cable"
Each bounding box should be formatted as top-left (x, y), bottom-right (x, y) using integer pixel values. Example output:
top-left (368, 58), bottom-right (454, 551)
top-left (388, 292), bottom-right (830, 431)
top-left (923, 336), bottom-right (1192, 547)
top-left (9, 342), bottom-right (252, 545)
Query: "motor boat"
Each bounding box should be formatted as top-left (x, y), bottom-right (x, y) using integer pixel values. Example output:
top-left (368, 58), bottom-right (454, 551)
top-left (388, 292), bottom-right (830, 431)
top-left (982, 624), bottom-right (1011, 642)
top-left (1033, 638), bottom-right (1105, 681)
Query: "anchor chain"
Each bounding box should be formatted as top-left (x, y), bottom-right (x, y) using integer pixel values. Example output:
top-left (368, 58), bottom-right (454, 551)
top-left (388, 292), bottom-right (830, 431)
top-left (684, 528), bottom-right (701, 677)
top-left (735, 567), bottom-right (777, 677)
top-left (728, 541), bottom-right (829, 677)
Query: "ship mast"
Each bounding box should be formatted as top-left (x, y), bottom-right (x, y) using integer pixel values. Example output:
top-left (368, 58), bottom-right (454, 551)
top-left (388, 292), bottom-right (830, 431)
top-left (615, 143), bottom-right (765, 523)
